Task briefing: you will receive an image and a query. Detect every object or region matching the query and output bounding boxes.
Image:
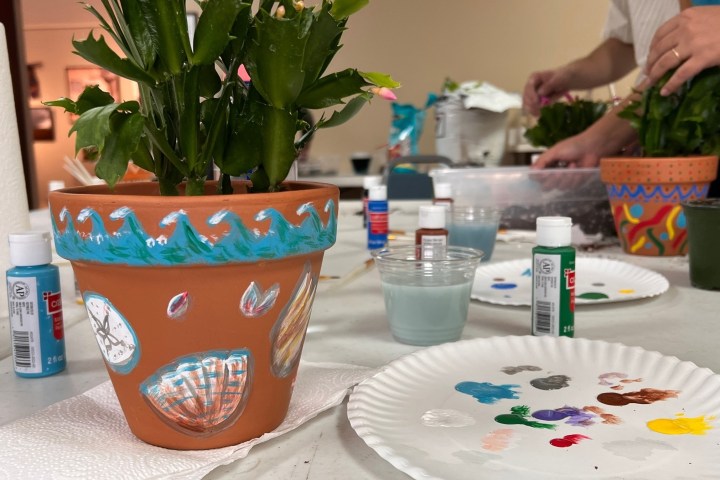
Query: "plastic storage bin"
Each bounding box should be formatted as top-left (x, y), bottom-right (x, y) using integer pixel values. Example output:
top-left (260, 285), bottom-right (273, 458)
top-left (429, 167), bottom-right (615, 238)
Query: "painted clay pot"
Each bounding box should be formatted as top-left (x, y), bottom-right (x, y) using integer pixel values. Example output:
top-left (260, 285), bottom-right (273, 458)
top-left (600, 156), bottom-right (718, 256)
top-left (48, 181), bottom-right (338, 449)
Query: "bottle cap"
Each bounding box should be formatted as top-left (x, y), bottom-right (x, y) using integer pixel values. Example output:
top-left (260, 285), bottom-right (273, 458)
top-left (368, 184), bottom-right (387, 201)
top-left (536, 216), bottom-right (572, 247)
top-left (8, 231), bottom-right (53, 266)
top-left (363, 175), bottom-right (382, 190)
top-left (418, 205), bottom-right (446, 229)
top-left (433, 182), bottom-right (452, 199)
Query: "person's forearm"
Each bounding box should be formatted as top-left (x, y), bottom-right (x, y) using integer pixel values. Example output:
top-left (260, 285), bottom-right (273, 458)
top-left (562, 38), bottom-right (637, 90)
top-left (582, 95), bottom-right (639, 156)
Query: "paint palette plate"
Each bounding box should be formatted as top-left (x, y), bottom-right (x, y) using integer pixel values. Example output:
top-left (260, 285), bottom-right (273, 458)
top-left (471, 257), bottom-right (669, 306)
top-left (348, 336), bottom-right (720, 480)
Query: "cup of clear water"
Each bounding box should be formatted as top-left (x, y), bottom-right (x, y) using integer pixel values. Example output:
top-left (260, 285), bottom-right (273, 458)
top-left (372, 245), bottom-right (483, 346)
top-left (448, 206), bottom-right (502, 261)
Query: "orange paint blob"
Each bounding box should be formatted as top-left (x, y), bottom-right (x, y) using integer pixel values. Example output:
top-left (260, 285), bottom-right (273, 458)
top-left (647, 413), bottom-right (715, 435)
top-left (481, 428), bottom-right (515, 452)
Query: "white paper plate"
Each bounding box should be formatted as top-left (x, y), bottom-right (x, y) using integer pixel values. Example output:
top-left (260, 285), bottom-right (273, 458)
top-left (471, 257), bottom-right (669, 306)
top-left (348, 336), bottom-right (720, 480)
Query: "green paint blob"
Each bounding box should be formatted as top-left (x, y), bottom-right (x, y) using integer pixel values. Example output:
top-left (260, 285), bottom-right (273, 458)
top-left (494, 405), bottom-right (556, 429)
top-left (578, 292), bottom-right (610, 300)
top-left (510, 405), bottom-right (531, 416)
top-left (494, 414), bottom-right (556, 429)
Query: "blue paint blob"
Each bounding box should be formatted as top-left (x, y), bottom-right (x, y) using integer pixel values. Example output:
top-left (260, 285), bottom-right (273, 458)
top-left (491, 283), bottom-right (517, 290)
top-left (532, 409), bottom-right (569, 421)
top-left (521, 268), bottom-right (532, 277)
top-left (455, 381), bottom-right (520, 404)
top-left (677, 212), bottom-right (686, 228)
top-left (630, 204), bottom-right (644, 219)
top-left (659, 232), bottom-right (669, 241)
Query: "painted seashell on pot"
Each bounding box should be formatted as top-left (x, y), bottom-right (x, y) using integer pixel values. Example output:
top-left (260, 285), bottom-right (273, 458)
top-left (166, 291), bottom-right (190, 319)
top-left (140, 349), bottom-right (252, 435)
top-left (240, 281), bottom-right (280, 318)
top-left (271, 262), bottom-right (317, 378)
top-left (83, 293), bottom-right (140, 374)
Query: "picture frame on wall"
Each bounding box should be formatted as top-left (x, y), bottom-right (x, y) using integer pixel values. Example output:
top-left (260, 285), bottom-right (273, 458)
top-left (31, 107), bottom-right (54, 141)
top-left (66, 66), bottom-right (121, 106)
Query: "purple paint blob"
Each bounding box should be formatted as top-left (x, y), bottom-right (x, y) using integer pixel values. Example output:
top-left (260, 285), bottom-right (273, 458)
top-left (491, 283), bottom-right (517, 290)
top-left (532, 409), bottom-right (569, 421)
top-left (556, 406), bottom-right (596, 426)
top-left (455, 381), bottom-right (520, 405)
top-left (532, 406), bottom-right (597, 426)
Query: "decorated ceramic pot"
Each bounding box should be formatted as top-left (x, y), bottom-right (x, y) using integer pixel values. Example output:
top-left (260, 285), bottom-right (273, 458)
top-left (48, 180), bottom-right (338, 449)
top-left (600, 156), bottom-right (718, 256)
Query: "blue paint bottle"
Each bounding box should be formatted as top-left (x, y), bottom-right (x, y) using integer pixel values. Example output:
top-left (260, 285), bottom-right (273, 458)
top-left (367, 185), bottom-right (389, 249)
top-left (6, 231), bottom-right (66, 377)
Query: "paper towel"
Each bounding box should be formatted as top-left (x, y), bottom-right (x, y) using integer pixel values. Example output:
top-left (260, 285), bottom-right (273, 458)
top-left (0, 22), bottom-right (31, 320)
top-left (0, 361), bottom-right (379, 480)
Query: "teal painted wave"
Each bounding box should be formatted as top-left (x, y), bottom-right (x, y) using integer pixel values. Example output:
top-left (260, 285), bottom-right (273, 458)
top-left (52, 200), bottom-right (337, 266)
top-left (607, 184), bottom-right (709, 201)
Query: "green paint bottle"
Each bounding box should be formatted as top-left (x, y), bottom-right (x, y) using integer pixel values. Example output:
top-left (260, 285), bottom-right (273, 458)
top-left (532, 217), bottom-right (575, 337)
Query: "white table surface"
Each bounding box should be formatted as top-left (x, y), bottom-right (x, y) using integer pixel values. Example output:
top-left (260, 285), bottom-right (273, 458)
top-left (2, 201), bottom-right (719, 479)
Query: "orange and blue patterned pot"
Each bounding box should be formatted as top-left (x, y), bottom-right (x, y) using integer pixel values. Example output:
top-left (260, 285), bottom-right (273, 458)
top-left (600, 156), bottom-right (718, 256)
top-left (48, 180), bottom-right (338, 449)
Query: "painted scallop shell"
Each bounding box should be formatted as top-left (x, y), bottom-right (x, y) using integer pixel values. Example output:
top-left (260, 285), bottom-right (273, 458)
top-left (140, 349), bottom-right (252, 434)
top-left (270, 262), bottom-right (317, 377)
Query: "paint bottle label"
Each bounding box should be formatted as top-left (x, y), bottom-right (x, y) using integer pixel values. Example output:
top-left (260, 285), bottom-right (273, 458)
top-left (7, 268), bottom-right (66, 376)
top-left (367, 200), bottom-right (389, 249)
top-left (531, 248), bottom-right (575, 337)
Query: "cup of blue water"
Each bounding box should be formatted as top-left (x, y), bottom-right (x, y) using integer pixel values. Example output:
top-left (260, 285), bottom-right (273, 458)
top-left (448, 206), bottom-right (502, 262)
top-left (372, 245), bottom-right (483, 346)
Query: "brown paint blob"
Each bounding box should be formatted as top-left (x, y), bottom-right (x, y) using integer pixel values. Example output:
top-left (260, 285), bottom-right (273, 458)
top-left (583, 405), bottom-right (622, 425)
top-left (597, 388), bottom-right (679, 406)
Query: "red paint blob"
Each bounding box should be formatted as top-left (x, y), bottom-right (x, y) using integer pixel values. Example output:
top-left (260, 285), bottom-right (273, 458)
top-left (550, 434), bottom-right (590, 448)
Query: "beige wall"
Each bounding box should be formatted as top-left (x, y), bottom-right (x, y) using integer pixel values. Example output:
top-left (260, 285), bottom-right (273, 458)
top-left (22, 0), bottom-right (636, 203)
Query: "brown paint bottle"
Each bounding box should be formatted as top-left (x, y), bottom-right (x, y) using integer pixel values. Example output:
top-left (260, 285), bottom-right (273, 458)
top-left (415, 205), bottom-right (448, 258)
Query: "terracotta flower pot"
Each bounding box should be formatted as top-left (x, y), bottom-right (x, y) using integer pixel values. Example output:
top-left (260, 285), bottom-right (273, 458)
top-left (48, 181), bottom-right (338, 450)
top-left (600, 156), bottom-right (718, 256)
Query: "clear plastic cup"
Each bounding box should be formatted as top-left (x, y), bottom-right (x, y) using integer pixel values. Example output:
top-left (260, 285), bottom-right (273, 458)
top-left (447, 206), bottom-right (502, 261)
top-left (372, 245), bottom-right (483, 346)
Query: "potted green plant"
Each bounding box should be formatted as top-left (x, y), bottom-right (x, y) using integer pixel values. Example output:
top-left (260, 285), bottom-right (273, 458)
top-left (46, 0), bottom-right (398, 450)
top-left (524, 96), bottom-right (608, 149)
top-left (600, 68), bottom-right (719, 256)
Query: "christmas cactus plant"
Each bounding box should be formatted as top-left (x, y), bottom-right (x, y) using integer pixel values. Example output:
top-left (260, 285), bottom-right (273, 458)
top-left (46, 0), bottom-right (399, 195)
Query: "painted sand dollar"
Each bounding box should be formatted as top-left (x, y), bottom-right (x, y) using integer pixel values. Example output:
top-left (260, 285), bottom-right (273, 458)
top-left (83, 293), bottom-right (140, 374)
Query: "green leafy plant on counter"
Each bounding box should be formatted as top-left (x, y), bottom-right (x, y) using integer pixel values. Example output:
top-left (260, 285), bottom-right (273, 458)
top-left (619, 67), bottom-right (720, 157)
top-left (525, 97), bottom-right (608, 148)
top-left (45, 0), bottom-right (399, 195)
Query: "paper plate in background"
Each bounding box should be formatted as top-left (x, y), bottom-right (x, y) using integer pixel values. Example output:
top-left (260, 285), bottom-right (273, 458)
top-left (471, 258), bottom-right (669, 306)
top-left (347, 336), bottom-right (720, 480)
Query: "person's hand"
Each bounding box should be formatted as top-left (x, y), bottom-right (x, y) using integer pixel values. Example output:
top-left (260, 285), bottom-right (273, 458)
top-left (531, 133), bottom-right (602, 170)
top-left (645, 6), bottom-right (720, 96)
top-left (522, 68), bottom-right (572, 117)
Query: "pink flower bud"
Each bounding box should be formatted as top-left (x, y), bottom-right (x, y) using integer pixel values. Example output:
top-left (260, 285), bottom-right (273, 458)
top-left (370, 86), bottom-right (397, 101)
top-left (276, 5), bottom-right (286, 18)
top-left (238, 65), bottom-right (251, 83)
